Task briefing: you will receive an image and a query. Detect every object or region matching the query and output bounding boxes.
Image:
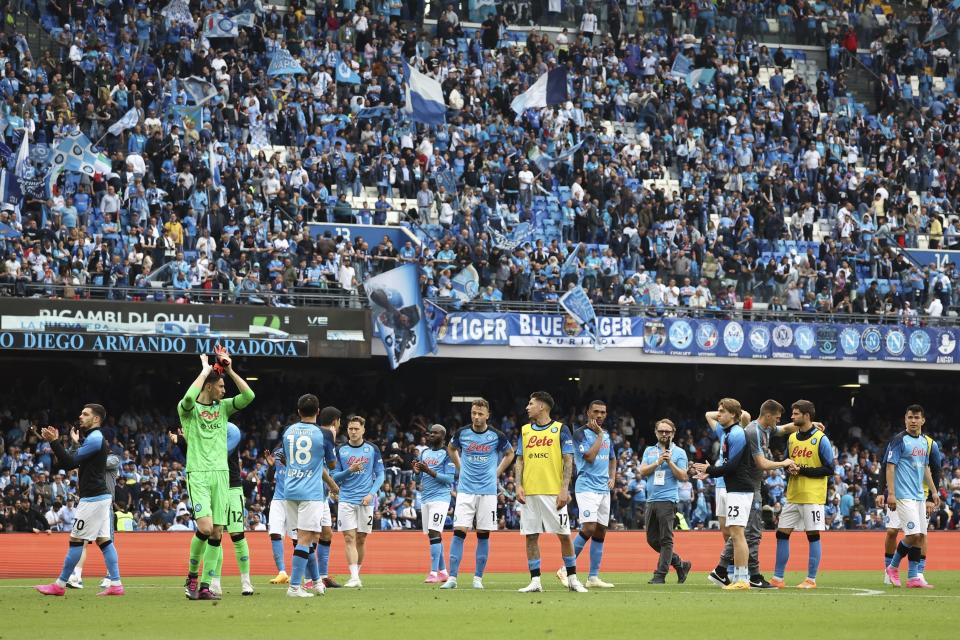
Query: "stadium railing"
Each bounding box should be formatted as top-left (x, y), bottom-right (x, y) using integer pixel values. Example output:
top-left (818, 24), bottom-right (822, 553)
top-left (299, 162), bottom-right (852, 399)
top-left (5, 282), bottom-right (958, 327)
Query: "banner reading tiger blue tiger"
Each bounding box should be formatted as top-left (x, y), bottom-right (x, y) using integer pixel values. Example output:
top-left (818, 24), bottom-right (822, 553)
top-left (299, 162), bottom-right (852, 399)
top-left (365, 264), bottom-right (437, 369)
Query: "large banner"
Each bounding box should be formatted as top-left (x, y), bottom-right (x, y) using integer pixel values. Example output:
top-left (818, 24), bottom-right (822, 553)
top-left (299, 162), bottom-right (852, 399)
top-left (427, 308), bottom-right (958, 363)
top-left (366, 264), bottom-right (437, 368)
top-left (640, 317), bottom-right (956, 364)
top-left (0, 299), bottom-right (370, 358)
top-left (433, 312), bottom-right (645, 348)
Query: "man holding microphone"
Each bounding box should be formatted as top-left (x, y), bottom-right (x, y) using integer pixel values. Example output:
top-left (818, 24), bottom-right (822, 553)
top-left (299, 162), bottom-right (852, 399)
top-left (638, 419), bottom-right (692, 584)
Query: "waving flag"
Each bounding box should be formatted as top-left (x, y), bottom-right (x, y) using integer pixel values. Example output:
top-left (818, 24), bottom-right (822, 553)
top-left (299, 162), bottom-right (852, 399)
top-left (250, 120), bottom-right (270, 147)
top-left (402, 63), bottom-right (446, 125)
top-left (335, 59), bottom-right (361, 84)
top-left (451, 265), bottom-right (481, 303)
top-left (561, 242), bottom-right (582, 279)
top-left (226, 0), bottom-right (260, 26)
top-left (14, 134), bottom-right (30, 180)
top-left (924, 19), bottom-right (949, 43)
top-left (204, 13), bottom-right (238, 38)
top-left (172, 104), bottom-right (204, 129)
top-left (0, 142), bottom-right (12, 163)
top-left (532, 140), bottom-right (584, 172)
top-left (687, 67), bottom-right (716, 88)
top-left (107, 107), bottom-right (140, 136)
top-left (670, 53), bottom-right (692, 79)
top-left (510, 66), bottom-right (568, 114)
top-left (182, 76), bottom-right (219, 104)
top-left (560, 285), bottom-right (604, 351)
top-left (161, 0), bottom-right (195, 28)
top-left (488, 222), bottom-right (535, 251)
top-left (268, 49), bottom-right (307, 76)
top-left (366, 264), bottom-right (437, 369)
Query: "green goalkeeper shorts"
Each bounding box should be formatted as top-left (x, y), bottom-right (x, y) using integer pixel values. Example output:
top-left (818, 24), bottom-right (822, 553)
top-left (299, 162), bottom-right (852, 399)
top-left (186, 470), bottom-right (230, 526)
top-left (226, 486), bottom-right (246, 534)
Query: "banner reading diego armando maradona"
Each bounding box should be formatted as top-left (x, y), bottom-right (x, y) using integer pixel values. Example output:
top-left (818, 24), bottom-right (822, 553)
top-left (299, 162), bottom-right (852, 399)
top-left (366, 264), bottom-right (438, 368)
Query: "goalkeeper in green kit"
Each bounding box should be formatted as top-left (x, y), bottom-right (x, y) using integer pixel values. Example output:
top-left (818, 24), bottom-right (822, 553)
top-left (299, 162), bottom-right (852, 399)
top-left (179, 346), bottom-right (255, 601)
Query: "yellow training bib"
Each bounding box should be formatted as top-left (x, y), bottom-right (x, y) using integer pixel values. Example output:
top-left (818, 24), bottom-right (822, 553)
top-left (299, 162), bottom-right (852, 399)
top-left (520, 421), bottom-right (565, 495)
top-left (786, 428), bottom-right (828, 505)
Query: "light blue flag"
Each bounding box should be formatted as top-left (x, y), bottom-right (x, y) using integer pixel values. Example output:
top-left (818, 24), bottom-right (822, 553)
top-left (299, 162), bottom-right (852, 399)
top-left (688, 68), bottom-right (716, 88)
top-left (559, 285), bottom-right (604, 351)
top-left (561, 242), bottom-right (582, 279)
top-left (161, 0), bottom-right (195, 28)
top-left (171, 104), bottom-right (204, 129)
top-left (336, 59), bottom-right (361, 84)
top-left (532, 140), bottom-right (584, 172)
top-left (366, 263), bottom-right (437, 369)
top-left (204, 12), bottom-right (238, 37)
top-left (268, 49), bottom-right (307, 76)
top-left (451, 264), bottom-right (480, 303)
top-left (924, 19), bottom-right (948, 43)
top-left (107, 107), bottom-right (140, 136)
top-left (671, 53), bottom-right (692, 79)
top-left (181, 76), bottom-right (219, 104)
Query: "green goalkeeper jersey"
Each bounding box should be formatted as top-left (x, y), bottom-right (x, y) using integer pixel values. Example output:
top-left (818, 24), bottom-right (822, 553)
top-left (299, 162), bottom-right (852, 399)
top-left (178, 385), bottom-right (255, 472)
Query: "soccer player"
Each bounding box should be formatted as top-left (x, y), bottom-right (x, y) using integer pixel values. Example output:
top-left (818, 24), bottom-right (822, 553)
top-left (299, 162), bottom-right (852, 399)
top-left (709, 400), bottom-right (799, 589)
top-left (638, 418), bottom-right (692, 585)
top-left (172, 423), bottom-right (254, 596)
top-left (66, 428), bottom-right (121, 591)
top-left (556, 400), bottom-right (617, 588)
top-left (770, 400), bottom-right (834, 589)
top-left (35, 404), bottom-right (123, 596)
top-left (440, 398), bottom-right (514, 590)
top-left (516, 391), bottom-right (586, 593)
top-left (333, 415), bottom-right (384, 588)
top-left (265, 445), bottom-right (289, 584)
top-left (180, 349), bottom-right (255, 600)
top-left (700, 403), bottom-right (751, 571)
top-left (314, 407), bottom-right (343, 589)
top-left (413, 424), bottom-right (455, 583)
top-left (690, 398), bottom-right (754, 591)
top-left (281, 394), bottom-right (337, 597)
top-left (882, 404), bottom-right (940, 589)
top-left (879, 405), bottom-right (942, 587)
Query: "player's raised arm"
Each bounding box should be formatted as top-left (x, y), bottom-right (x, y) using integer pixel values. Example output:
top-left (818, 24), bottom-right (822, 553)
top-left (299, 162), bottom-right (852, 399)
top-left (216, 347), bottom-right (255, 413)
top-left (180, 355), bottom-right (213, 414)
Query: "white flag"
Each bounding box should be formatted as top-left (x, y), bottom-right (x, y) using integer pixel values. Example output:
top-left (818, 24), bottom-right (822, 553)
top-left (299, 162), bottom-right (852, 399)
top-left (107, 108), bottom-right (140, 136)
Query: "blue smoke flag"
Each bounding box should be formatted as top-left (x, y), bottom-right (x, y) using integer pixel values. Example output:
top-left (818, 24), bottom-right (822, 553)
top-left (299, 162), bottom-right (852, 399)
top-left (204, 13), bottom-right (238, 37)
top-left (403, 63), bottom-right (447, 125)
top-left (511, 66), bottom-right (568, 114)
top-left (451, 264), bottom-right (480, 303)
top-left (924, 19), bottom-right (949, 43)
top-left (560, 285), bottom-right (604, 351)
top-left (366, 264), bottom-right (437, 369)
top-left (107, 107), bottom-right (140, 136)
top-left (268, 49), bottom-right (306, 76)
top-left (182, 76), bottom-right (219, 104)
top-left (336, 59), bottom-right (361, 84)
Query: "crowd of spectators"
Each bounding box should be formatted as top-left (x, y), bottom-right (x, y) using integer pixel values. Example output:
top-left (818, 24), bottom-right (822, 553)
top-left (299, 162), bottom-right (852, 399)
top-left (2, 370), bottom-right (958, 534)
top-left (0, 0), bottom-right (957, 320)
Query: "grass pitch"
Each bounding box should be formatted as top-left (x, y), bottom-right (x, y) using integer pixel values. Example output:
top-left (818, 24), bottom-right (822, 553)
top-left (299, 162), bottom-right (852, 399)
top-left (2, 572), bottom-right (956, 640)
